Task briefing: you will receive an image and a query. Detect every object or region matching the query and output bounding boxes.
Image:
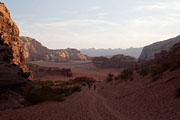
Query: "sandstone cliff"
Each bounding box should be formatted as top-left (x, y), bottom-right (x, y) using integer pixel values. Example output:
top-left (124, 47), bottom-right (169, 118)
top-left (20, 36), bottom-right (87, 62)
top-left (139, 35), bottom-right (180, 61)
top-left (0, 2), bottom-right (31, 110)
top-left (0, 3), bottom-right (29, 72)
top-left (92, 54), bottom-right (137, 69)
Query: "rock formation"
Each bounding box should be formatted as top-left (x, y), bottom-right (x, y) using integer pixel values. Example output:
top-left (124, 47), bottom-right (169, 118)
top-left (20, 36), bottom-right (87, 62)
top-left (92, 54), bottom-right (137, 69)
top-left (139, 35), bottom-right (180, 61)
top-left (81, 47), bottom-right (143, 58)
top-left (0, 2), bottom-right (31, 110)
top-left (27, 63), bottom-right (73, 79)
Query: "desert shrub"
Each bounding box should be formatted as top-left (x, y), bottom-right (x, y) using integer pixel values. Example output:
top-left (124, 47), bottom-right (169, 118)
top-left (38, 80), bottom-right (54, 87)
top-left (71, 85), bottom-right (81, 93)
top-left (56, 85), bottom-right (81, 97)
top-left (137, 65), bottom-right (150, 76)
top-left (106, 73), bottom-right (114, 82)
top-left (23, 86), bottom-right (64, 105)
top-left (114, 76), bottom-right (120, 80)
top-left (55, 81), bottom-right (73, 87)
top-left (23, 82), bottom-right (81, 105)
top-left (160, 59), bottom-right (171, 70)
top-left (150, 64), bottom-right (164, 77)
top-left (119, 69), bottom-right (134, 80)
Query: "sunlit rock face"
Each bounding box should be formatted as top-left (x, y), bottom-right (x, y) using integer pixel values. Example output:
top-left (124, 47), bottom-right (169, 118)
top-left (0, 2), bottom-right (32, 110)
top-left (139, 35), bottom-right (180, 61)
top-left (21, 36), bottom-right (87, 62)
top-left (0, 2), bottom-right (29, 73)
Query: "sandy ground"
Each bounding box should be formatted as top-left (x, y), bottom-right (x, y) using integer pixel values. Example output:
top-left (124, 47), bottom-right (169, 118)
top-left (0, 86), bottom-right (126, 120)
top-left (0, 62), bottom-right (180, 120)
top-left (29, 61), bottom-right (122, 81)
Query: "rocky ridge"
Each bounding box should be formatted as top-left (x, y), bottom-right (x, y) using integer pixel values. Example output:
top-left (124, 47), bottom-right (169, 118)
top-left (139, 35), bottom-right (180, 61)
top-left (92, 54), bottom-right (137, 69)
top-left (21, 36), bottom-right (87, 62)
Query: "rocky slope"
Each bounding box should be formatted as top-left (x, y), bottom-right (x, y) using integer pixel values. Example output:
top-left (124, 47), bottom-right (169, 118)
top-left (139, 35), bottom-right (180, 61)
top-left (21, 36), bottom-right (87, 62)
top-left (0, 2), bottom-right (31, 110)
top-left (81, 47), bottom-right (143, 58)
top-left (92, 54), bottom-right (137, 69)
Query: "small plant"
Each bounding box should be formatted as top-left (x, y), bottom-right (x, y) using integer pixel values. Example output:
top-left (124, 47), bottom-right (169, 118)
top-left (56, 85), bottom-right (81, 97)
top-left (150, 64), bottom-right (164, 77)
top-left (71, 85), bottom-right (81, 92)
top-left (114, 76), bottom-right (120, 80)
top-left (38, 80), bottom-right (54, 87)
top-left (106, 73), bottom-right (114, 82)
top-left (119, 69), bottom-right (134, 80)
top-left (23, 86), bottom-right (64, 105)
top-left (55, 81), bottom-right (73, 87)
top-left (137, 65), bottom-right (150, 76)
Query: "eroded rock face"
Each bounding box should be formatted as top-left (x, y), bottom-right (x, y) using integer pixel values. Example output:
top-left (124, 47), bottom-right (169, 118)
top-left (0, 2), bottom-right (31, 110)
top-left (0, 3), bottom-right (29, 73)
top-left (20, 36), bottom-right (87, 62)
top-left (139, 35), bottom-right (180, 61)
top-left (92, 54), bottom-right (137, 69)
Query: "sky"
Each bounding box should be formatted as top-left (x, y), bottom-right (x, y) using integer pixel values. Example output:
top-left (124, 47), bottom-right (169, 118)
top-left (1, 0), bottom-right (180, 49)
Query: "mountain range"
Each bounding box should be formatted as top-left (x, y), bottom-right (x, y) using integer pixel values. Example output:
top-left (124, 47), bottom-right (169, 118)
top-left (81, 47), bottom-right (143, 58)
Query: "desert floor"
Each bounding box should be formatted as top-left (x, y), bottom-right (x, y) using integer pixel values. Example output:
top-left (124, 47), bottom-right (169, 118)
top-left (0, 61), bottom-right (180, 120)
top-left (29, 61), bottom-right (122, 81)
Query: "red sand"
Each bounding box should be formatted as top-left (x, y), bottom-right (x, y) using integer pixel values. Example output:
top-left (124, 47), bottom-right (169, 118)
top-left (30, 61), bottom-right (122, 81)
top-left (1, 62), bottom-right (180, 120)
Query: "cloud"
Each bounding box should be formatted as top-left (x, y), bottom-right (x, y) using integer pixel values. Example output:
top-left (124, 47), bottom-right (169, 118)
top-left (36, 19), bottom-right (121, 28)
top-left (137, 1), bottom-right (180, 11)
top-left (88, 6), bottom-right (101, 11)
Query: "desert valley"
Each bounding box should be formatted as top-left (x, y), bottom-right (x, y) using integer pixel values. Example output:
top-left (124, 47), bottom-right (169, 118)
top-left (0, 1), bottom-right (180, 120)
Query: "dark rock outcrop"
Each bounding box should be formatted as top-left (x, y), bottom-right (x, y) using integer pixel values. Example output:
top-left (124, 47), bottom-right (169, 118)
top-left (20, 36), bottom-right (87, 62)
top-left (139, 35), bottom-right (180, 61)
top-left (0, 2), bottom-right (31, 110)
top-left (92, 54), bottom-right (137, 69)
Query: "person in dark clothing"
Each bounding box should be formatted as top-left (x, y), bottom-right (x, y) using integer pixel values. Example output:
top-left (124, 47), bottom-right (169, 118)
top-left (88, 82), bottom-right (91, 90)
top-left (94, 84), bottom-right (96, 90)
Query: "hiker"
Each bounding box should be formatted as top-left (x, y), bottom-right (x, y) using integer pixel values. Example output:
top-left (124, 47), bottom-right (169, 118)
top-left (88, 82), bottom-right (91, 90)
top-left (94, 84), bottom-right (96, 90)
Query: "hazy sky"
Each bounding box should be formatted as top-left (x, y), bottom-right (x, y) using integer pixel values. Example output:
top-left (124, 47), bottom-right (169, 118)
top-left (1, 0), bottom-right (180, 49)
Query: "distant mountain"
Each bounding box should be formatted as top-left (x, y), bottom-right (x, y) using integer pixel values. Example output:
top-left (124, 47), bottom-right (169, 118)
top-left (20, 36), bottom-right (87, 62)
top-left (81, 47), bottom-right (143, 58)
top-left (139, 35), bottom-right (180, 61)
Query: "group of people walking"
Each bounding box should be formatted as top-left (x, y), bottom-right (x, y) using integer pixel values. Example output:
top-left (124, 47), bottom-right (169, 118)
top-left (88, 82), bottom-right (96, 90)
